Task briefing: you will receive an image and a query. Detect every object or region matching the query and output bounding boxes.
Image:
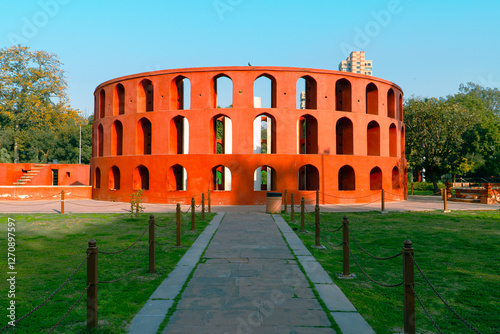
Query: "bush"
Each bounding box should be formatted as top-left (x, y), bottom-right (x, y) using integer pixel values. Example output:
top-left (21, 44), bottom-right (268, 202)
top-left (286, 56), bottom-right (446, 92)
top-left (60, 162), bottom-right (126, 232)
top-left (409, 181), bottom-right (445, 191)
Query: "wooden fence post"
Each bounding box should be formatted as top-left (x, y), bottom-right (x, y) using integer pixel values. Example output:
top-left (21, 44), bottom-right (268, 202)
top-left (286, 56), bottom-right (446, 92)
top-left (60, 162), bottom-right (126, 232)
top-left (61, 190), bottom-right (65, 215)
top-left (149, 215), bottom-right (155, 273)
top-left (87, 239), bottom-right (98, 329)
top-left (381, 189), bottom-right (385, 212)
top-left (290, 193), bottom-right (295, 222)
top-left (201, 193), bottom-right (205, 221)
top-left (284, 189), bottom-right (288, 213)
top-left (300, 197), bottom-right (305, 232)
top-left (191, 197), bottom-right (195, 230)
top-left (314, 205), bottom-right (320, 247)
top-left (403, 239), bottom-right (415, 334)
top-left (342, 216), bottom-right (350, 277)
top-left (176, 203), bottom-right (181, 247)
top-left (208, 189), bottom-right (211, 213)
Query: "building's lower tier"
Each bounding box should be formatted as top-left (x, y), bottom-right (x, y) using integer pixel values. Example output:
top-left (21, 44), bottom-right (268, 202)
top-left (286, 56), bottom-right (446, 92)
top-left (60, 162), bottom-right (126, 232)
top-left (91, 154), bottom-right (407, 205)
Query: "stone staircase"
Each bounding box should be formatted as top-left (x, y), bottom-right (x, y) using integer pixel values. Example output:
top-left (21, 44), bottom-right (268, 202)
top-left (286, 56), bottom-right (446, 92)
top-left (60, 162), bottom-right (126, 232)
top-left (13, 164), bottom-right (45, 185)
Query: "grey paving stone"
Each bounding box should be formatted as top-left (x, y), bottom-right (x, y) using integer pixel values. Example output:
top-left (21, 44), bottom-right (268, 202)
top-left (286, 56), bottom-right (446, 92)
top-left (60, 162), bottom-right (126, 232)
top-left (299, 259), bottom-right (334, 284)
top-left (275, 327), bottom-right (336, 334)
top-left (261, 308), bottom-right (332, 327)
top-left (315, 284), bottom-right (357, 312)
top-left (127, 299), bottom-right (174, 333)
top-left (331, 312), bottom-right (376, 334)
top-left (176, 296), bottom-right (227, 310)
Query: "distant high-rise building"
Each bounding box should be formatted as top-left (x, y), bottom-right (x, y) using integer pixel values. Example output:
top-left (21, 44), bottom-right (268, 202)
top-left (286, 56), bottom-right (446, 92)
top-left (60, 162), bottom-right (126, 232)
top-left (339, 51), bottom-right (373, 76)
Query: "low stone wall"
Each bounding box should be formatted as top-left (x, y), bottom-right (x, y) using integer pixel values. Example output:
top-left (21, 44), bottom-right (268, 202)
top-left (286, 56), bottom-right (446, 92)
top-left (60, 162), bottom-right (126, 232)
top-left (0, 186), bottom-right (92, 201)
top-left (449, 182), bottom-right (500, 204)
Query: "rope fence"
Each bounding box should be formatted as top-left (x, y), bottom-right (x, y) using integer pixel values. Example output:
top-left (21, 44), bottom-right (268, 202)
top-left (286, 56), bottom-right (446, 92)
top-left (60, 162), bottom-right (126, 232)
top-left (0, 203), bottom-right (202, 332)
top-left (286, 207), bottom-right (483, 334)
top-left (0, 252), bottom-right (90, 332)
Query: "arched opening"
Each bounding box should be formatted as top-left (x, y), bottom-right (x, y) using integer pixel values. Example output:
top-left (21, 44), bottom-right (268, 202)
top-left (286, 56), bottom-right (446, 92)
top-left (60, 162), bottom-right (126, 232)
top-left (212, 74), bottom-right (233, 108)
top-left (366, 83), bottom-right (378, 115)
top-left (211, 115), bottom-right (232, 154)
top-left (298, 115), bottom-right (318, 154)
top-left (137, 118), bottom-right (152, 155)
top-left (212, 165), bottom-right (231, 191)
top-left (336, 79), bottom-right (352, 112)
top-left (367, 121), bottom-right (380, 156)
top-left (389, 124), bottom-right (397, 157)
top-left (399, 94), bottom-right (404, 121)
top-left (296, 76), bottom-right (317, 109)
top-left (99, 89), bottom-right (105, 119)
top-left (111, 120), bottom-right (123, 156)
top-left (254, 74), bottom-right (276, 108)
top-left (168, 164), bottom-right (187, 191)
top-left (370, 167), bottom-right (382, 190)
top-left (401, 126), bottom-right (405, 157)
top-left (170, 76), bottom-right (191, 110)
top-left (336, 117), bottom-right (353, 155)
top-left (254, 165), bottom-right (277, 191)
top-left (254, 114), bottom-right (276, 154)
top-left (94, 167), bottom-right (101, 189)
top-left (298, 164), bottom-right (319, 191)
top-left (109, 166), bottom-right (120, 190)
top-left (169, 116), bottom-right (189, 154)
top-left (339, 165), bottom-right (355, 191)
top-left (392, 166), bottom-right (401, 189)
top-left (138, 79), bottom-right (154, 112)
top-left (97, 124), bottom-right (104, 157)
top-left (113, 84), bottom-right (125, 115)
top-left (133, 165), bottom-right (149, 190)
top-left (387, 88), bottom-right (396, 118)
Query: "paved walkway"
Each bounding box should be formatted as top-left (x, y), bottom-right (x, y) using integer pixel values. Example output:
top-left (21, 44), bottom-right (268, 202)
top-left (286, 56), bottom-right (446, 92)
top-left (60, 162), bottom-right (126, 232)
top-left (1, 195), bottom-right (499, 214)
top-left (129, 212), bottom-right (374, 334)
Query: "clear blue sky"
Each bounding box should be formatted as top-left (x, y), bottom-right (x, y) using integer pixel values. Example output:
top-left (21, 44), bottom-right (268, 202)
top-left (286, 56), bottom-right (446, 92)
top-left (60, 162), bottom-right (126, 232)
top-left (1, 0), bottom-right (499, 116)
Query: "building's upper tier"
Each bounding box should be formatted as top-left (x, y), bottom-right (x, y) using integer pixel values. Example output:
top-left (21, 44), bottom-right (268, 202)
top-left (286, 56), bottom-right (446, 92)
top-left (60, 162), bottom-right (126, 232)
top-left (94, 66), bottom-right (403, 120)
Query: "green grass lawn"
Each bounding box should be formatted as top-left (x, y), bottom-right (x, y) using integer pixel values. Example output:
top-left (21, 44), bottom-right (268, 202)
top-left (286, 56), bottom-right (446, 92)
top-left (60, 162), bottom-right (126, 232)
top-left (0, 212), bottom-right (214, 333)
top-left (282, 210), bottom-right (500, 334)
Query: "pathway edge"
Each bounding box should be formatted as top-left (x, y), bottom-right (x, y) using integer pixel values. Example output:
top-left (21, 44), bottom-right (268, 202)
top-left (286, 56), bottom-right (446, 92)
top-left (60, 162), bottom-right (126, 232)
top-left (273, 214), bottom-right (376, 334)
top-left (127, 212), bottom-right (225, 334)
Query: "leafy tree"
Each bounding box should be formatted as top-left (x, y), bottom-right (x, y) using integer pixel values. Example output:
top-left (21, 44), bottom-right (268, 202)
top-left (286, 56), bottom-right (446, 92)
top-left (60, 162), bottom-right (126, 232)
top-left (0, 45), bottom-right (80, 163)
top-left (448, 83), bottom-right (500, 176)
top-left (405, 97), bottom-right (478, 192)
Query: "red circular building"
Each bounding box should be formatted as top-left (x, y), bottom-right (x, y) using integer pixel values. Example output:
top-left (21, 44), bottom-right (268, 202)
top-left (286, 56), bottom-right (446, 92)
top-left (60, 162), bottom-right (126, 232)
top-left (91, 66), bottom-right (406, 205)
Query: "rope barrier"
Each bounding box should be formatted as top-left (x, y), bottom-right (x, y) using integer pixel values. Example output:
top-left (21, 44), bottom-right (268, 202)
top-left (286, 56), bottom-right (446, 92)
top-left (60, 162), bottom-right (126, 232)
top-left (320, 231), bottom-right (343, 248)
top-left (0, 200), bottom-right (59, 206)
top-left (65, 201), bottom-right (126, 207)
top-left (147, 192), bottom-right (204, 201)
top-left (320, 191), bottom-right (381, 200)
top-left (349, 249), bottom-right (403, 288)
top-left (322, 223), bottom-right (343, 233)
top-left (47, 283), bottom-right (90, 334)
top-left (411, 254), bottom-right (482, 334)
top-left (99, 225), bottom-right (149, 255)
top-left (411, 285), bottom-right (443, 334)
top-left (348, 226), bottom-right (403, 260)
top-left (155, 234), bottom-right (175, 246)
top-left (0, 253), bottom-right (89, 331)
top-left (99, 246), bottom-right (149, 284)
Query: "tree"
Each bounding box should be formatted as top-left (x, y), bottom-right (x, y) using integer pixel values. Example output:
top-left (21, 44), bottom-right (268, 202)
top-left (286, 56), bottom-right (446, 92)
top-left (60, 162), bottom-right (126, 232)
top-left (0, 45), bottom-right (80, 163)
top-left (405, 97), bottom-right (478, 192)
top-left (448, 83), bottom-right (500, 176)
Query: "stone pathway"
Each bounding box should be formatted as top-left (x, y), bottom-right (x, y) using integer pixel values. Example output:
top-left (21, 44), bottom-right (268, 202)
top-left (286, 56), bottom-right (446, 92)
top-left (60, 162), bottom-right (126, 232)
top-left (163, 212), bottom-right (334, 333)
top-left (129, 212), bottom-right (375, 333)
